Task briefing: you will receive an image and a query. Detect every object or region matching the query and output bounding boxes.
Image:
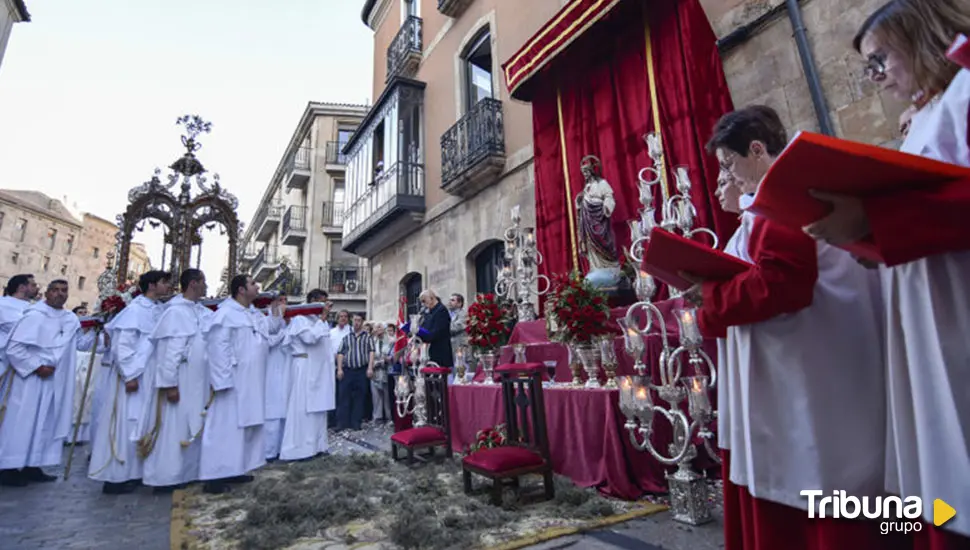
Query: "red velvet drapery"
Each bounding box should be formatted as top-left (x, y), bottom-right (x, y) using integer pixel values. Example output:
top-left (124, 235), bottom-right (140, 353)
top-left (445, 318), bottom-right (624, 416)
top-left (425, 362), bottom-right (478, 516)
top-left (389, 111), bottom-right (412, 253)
top-left (525, 0), bottom-right (736, 286)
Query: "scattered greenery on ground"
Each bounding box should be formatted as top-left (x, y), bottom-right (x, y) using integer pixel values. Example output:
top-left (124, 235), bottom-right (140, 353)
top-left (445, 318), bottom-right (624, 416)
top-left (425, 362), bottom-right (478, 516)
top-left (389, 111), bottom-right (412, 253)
top-left (190, 453), bottom-right (632, 550)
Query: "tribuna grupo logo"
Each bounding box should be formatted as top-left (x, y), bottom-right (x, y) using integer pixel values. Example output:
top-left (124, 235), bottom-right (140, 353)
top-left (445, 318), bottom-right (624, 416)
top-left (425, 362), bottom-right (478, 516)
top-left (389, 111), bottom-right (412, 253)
top-left (801, 490), bottom-right (923, 535)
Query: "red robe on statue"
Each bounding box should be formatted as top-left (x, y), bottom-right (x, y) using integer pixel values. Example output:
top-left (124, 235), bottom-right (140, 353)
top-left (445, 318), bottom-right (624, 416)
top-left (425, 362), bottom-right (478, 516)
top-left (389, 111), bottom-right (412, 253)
top-left (700, 217), bottom-right (897, 550)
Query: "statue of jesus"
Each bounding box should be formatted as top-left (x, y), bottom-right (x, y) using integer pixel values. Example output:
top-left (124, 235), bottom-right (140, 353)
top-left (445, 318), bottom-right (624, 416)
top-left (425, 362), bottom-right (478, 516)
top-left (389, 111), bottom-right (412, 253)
top-left (575, 156), bottom-right (621, 287)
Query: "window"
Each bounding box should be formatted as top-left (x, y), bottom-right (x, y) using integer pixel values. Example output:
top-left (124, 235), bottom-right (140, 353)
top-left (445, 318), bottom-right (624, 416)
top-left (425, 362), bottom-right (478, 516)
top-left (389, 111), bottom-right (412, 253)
top-left (93, 247), bottom-right (100, 259)
top-left (42, 256), bottom-right (50, 272)
top-left (0, 211), bottom-right (5, 230)
top-left (372, 121), bottom-right (386, 177)
top-left (463, 29), bottom-right (493, 110)
top-left (403, 273), bottom-right (423, 316)
top-left (47, 228), bottom-right (57, 250)
top-left (10, 252), bottom-right (18, 264)
top-left (338, 129), bottom-right (354, 148)
top-left (60, 265), bottom-right (67, 275)
top-left (65, 234), bottom-right (75, 254)
top-left (15, 218), bottom-right (27, 242)
top-left (78, 276), bottom-right (86, 290)
top-left (475, 241), bottom-right (505, 295)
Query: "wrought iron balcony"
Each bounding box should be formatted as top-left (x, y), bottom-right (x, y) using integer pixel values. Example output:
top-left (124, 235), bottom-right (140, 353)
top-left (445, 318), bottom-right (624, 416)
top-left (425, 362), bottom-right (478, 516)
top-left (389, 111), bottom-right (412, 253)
top-left (281, 205), bottom-right (308, 246)
top-left (321, 201), bottom-right (344, 232)
top-left (343, 161), bottom-right (425, 257)
top-left (286, 146), bottom-right (312, 191)
top-left (326, 141), bottom-right (347, 169)
top-left (441, 98), bottom-right (506, 196)
top-left (319, 263), bottom-right (367, 295)
top-left (253, 201), bottom-right (283, 242)
top-left (268, 270), bottom-right (304, 297)
top-left (251, 245), bottom-right (280, 281)
top-left (437, 0), bottom-right (473, 17)
top-left (387, 16), bottom-right (422, 81)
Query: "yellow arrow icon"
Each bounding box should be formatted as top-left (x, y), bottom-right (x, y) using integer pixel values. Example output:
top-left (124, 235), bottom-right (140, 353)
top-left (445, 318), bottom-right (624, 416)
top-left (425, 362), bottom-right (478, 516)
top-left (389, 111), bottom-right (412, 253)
top-left (934, 499), bottom-right (956, 527)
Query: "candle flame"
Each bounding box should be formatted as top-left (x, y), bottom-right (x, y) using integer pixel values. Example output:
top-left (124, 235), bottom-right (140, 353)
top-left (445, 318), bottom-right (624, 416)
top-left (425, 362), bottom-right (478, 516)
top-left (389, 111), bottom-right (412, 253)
top-left (627, 327), bottom-right (638, 337)
top-left (620, 377), bottom-right (632, 390)
top-left (681, 310), bottom-right (695, 324)
top-left (635, 387), bottom-right (648, 400)
top-left (692, 377), bottom-right (703, 392)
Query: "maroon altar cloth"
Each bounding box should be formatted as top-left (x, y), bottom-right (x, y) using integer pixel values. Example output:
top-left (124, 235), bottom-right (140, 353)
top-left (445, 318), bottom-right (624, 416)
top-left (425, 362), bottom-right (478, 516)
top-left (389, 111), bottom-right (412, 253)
top-left (458, 298), bottom-right (719, 499)
top-left (450, 384), bottom-right (664, 499)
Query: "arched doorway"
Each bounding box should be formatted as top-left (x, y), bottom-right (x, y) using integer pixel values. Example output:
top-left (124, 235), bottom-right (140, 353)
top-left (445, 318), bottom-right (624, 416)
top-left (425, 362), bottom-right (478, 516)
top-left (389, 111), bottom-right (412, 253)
top-left (474, 241), bottom-right (505, 296)
top-left (401, 272), bottom-right (422, 316)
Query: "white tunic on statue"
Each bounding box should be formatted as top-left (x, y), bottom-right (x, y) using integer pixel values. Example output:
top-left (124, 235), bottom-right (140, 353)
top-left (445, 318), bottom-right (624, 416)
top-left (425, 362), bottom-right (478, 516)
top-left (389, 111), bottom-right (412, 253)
top-left (73, 330), bottom-right (109, 442)
top-left (198, 299), bottom-right (282, 480)
top-left (0, 302), bottom-right (81, 469)
top-left (280, 315), bottom-right (333, 461)
top-left (88, 295), bottom-right (160, 483)
top-left (881, 69), bottom-right (970, 536)
top-left (716, 212), bottom-right (887, 510)
top-left (140, 295), bottom-right (210, 487)
top-left (263, 328), bottom-right (290, 460)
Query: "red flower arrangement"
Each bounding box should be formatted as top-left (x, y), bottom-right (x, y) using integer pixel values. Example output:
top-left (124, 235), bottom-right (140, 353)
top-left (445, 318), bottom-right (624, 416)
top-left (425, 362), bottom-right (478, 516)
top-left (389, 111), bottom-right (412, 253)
top-left (465, 293), bottom-right (514, 353)
top-left (468, 423), bottom-right (507, 454)
top-left (96, 281), bottom-right (140, 320)
top-left (547, 271), bottom-right (612, 344)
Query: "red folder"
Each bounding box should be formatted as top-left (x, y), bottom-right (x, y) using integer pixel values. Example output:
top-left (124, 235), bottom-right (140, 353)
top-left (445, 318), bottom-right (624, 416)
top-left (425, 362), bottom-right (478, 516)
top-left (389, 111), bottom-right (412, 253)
top-left (949, 34), bottom-right (970, 69)
top-left (748, 131), bottom-right (970, 228)
top-left (642, 228), bottom-right (753, 290)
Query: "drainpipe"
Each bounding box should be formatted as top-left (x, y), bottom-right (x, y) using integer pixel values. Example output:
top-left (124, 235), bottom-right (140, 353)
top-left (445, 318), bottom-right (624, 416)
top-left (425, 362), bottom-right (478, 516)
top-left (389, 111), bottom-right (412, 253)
top-left (786, 0), bottom-right (835, 135)
top-left (717, 0), bottom-right (835, 136)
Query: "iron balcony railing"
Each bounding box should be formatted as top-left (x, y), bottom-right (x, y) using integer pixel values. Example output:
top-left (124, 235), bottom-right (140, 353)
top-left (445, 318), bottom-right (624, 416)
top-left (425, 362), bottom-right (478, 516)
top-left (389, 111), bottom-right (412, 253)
top-left (252, 201), bottom-right (283, 232)
top-left (251, 245), bottom-right (279, 274)
top-left (321, 201), bottom-right (344, 227)
top-left (291, 146), bottom-right (311, 171)
top-left (441, 98), bottom-right (505, 186)
top-left (326, 141), bottom-right (348, 165)
top-left (268, 271), bottom-right (304, 296)
top-left (282, 205), bottom-right (308, 234)
top-left (343, 161), bottom-right (425, 244)
top-left (386, 16), bottom-right (422, 81)
top-left (319, 264), bottom-right (367, 295)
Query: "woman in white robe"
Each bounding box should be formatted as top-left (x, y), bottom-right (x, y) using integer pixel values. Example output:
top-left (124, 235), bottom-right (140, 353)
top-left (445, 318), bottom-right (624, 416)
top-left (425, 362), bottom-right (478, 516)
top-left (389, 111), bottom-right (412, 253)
top-left (806, 1), bottom-right (970, 546)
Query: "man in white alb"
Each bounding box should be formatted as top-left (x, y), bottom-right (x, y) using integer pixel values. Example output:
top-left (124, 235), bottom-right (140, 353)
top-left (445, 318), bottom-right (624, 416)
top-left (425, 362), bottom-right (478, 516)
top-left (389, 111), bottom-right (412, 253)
top-left (89, 270), bottom-right (170, 494)
top-left (264, 294), bottom-right (290, 462)
top-left (280, 289), bottom-right (333, 461)
top-left (139, 269), bottom-right (211, 493)
top-left (0, 280), bottom-right (81, 485)
top-left (199, 275), bottom-right (284, 493)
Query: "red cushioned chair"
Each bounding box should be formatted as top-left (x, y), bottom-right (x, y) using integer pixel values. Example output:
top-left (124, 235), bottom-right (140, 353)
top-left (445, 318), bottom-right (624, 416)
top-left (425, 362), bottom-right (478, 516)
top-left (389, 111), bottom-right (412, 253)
top-left (462, 363), bottom-right (554, 505)
top-left (390, 366), bottom-right (452, 464)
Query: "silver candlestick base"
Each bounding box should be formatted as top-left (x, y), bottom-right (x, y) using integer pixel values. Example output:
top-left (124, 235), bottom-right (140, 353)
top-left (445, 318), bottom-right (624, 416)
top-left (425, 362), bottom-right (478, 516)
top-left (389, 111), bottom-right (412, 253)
top-left (666, 462), bottom-right (713, 525)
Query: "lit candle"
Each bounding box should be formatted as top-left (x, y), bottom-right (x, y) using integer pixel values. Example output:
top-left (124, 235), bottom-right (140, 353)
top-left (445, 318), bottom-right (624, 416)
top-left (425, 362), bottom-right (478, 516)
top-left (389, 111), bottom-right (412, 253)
top-left (688, 376), bottom-right (711, 414)
top-left (525, 228), bottom-right (535, 247)
top-left (635, 387), bottom-right (649, 403)
top-left (619, 376), bottom-right (633, 406)
top-left (678, 308), bottom-right (703, 343)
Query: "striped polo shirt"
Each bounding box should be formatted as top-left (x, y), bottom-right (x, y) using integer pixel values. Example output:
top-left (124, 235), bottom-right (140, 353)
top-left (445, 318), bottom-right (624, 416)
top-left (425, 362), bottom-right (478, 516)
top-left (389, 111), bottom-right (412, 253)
top-left (337, 330), bottom-right (375, 369)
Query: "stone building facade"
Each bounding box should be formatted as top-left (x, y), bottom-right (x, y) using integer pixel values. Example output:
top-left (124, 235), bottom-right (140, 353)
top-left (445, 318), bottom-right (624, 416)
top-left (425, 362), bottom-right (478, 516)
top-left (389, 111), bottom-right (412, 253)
top-left (239, 102), bottom-right (370, 318)
top-left (0, 190), bottom-right (150, 309)
top-left (348, 0), bottom-right (909, 323)
top-left (0, 0), bottom-right (28, 72)
top-left (702, 0), bottom-right (907, 148)
top-left (74, 213), bottom-right (151, 308)
top-left (346, 0), bottom-right (562, 322)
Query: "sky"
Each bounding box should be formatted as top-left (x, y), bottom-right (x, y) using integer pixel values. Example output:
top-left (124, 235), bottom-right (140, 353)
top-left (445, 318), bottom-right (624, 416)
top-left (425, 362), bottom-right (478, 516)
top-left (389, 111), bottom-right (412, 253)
top-left (0, 0), bottom-right (373, 292)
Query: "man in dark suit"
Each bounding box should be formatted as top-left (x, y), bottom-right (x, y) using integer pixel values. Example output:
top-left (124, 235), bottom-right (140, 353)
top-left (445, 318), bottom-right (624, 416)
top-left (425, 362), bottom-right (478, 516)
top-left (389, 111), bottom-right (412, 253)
top-left (417, 289), bottom-right (454, 368)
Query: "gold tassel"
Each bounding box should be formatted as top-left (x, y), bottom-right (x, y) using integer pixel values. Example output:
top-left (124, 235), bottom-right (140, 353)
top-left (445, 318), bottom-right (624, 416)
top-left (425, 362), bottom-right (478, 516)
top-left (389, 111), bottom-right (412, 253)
top-left (136, 389), bottom-right (166, 459)
top-left (0, 367), bottom-right (13, 429)
top-left (90, 377), bottom-right (128, 476)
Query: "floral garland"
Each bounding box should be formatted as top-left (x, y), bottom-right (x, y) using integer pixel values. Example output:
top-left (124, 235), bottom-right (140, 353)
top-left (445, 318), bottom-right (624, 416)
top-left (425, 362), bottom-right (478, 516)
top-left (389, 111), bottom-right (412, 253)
top-left (465, 293), bottom-right (514, 354)
top-left (547, 271), bottom-right (612, 344)
top-left (97, 281), bottom-right (140, 321)
top-left (468, 423), bottom-right (507, 454)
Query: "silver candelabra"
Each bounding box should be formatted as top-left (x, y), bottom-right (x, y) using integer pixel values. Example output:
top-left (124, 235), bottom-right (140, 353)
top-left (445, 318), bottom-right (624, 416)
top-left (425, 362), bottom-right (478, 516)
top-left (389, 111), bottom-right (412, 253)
top-left (495, 205), bottom-right (550, 322)
top-left (628, 133), bottom-right (719, 299)
top-left (394, 315), bottom-right (437, 426)
top-left (617, 263), bottom-right (719, 526)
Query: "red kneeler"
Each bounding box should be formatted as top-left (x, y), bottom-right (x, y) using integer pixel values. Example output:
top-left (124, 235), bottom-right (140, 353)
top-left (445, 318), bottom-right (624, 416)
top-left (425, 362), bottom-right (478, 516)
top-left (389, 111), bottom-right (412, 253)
top-left (462, 363), bottom-right (555, 505)
top-left (390, 367), bottom-right (452, 464)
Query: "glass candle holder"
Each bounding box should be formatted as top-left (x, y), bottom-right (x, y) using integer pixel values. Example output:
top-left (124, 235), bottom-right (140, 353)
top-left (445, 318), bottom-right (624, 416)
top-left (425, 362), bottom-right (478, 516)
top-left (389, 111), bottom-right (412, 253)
top-left (633, 382), bottom-right (654, 425)
top-left (513, 343), bottom-right (527, 363)
top-left (686, 375), bottom-right (711, 417)
top-left (675, 307), bottom-right (703, 346)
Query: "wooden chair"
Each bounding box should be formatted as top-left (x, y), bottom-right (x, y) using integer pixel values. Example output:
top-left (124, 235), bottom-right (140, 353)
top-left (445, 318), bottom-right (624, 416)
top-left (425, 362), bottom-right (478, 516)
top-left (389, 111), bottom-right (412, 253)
top-left (390, 366), bottom-right (452, 464)
top-left (461, 363), bottom-right (554, 505)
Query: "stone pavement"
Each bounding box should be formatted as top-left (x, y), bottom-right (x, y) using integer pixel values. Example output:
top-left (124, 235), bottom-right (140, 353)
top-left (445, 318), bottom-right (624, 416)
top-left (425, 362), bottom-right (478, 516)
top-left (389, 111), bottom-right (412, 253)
top-left (0, 424), bottom-right (724, 550)
top-left (0, 444), bottom-right (172, 550)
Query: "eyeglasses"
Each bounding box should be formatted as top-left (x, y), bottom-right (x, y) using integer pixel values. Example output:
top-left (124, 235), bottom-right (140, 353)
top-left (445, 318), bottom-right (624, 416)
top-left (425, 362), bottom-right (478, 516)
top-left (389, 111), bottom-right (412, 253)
top-left (864, 53), bottom-right (887, 82)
